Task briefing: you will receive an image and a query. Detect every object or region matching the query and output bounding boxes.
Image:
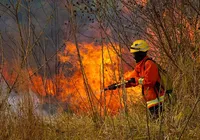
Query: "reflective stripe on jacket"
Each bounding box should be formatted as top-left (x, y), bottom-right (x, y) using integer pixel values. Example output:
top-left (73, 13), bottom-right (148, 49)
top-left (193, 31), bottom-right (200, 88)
top-left (147, 94), bottom-right (164, 108)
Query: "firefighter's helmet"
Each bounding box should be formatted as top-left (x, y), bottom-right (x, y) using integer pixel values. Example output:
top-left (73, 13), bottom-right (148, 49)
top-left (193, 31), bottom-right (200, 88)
top-left (130, 40), bottom-right (149, 53)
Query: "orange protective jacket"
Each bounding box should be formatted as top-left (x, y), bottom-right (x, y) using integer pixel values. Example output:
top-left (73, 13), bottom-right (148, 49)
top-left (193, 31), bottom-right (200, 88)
top-left (125, 56), bottom-right (165, 108)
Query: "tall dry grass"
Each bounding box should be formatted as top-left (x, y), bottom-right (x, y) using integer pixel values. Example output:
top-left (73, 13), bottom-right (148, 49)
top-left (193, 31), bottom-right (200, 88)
top-left (0, 64), bottom-right (200, 140)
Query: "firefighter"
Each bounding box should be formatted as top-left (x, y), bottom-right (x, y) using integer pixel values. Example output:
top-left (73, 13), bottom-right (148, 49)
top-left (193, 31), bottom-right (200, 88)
top-left (105, 40), bottom-right (165, 118)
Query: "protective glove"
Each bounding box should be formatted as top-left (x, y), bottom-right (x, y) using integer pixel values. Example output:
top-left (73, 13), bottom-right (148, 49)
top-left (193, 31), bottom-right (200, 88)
top-left (127, 78), bottom-right (135, 83)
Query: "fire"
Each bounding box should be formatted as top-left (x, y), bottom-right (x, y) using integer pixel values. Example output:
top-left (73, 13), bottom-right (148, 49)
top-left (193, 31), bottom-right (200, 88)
top-left (2, 42), bottom-right (142, 115)
top-left (57, 42), bottom-right (142, 114)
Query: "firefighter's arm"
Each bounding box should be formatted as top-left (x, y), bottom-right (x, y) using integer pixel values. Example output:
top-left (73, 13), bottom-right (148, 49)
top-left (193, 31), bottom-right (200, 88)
top-left (135, 61), bottom-right (158, 87)
top-left (124, 70), bottom-right (139, 88)
top-left (104, 78), bottom-right (136, 91)
top-left (104, 70), bottom-right (139, 91)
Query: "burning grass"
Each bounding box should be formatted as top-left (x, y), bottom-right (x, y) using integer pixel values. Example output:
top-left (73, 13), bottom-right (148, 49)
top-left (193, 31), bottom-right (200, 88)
top-left (0, 43), bottom-right (200, 139)
top-left (1, 42), bottom-right (142, 116)
top-left (1, 57), bottom-right (200, 139)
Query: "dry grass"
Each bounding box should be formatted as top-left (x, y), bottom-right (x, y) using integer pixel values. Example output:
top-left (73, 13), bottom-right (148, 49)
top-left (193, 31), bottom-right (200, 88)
top-left (0, 57), bottom-right (200, 140)
top-left (1, 49), bottom-right (199, 140)
top-left (1, 67), bottom-right (200, 140)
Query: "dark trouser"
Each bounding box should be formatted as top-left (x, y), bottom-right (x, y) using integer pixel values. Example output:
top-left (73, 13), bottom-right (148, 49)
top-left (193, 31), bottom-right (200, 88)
top-left (149, 104), bottom-right (163, 119)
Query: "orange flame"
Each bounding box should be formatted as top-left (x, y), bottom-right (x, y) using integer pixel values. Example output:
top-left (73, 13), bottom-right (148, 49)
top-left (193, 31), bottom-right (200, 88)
top-left (57, 42), bottom-right (142, 114)
top-left (2, 42), bottom-right (142, 115)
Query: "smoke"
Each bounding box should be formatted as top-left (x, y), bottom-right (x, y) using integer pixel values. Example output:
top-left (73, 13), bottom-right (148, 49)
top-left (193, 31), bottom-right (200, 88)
top-left (0, 74), bottom-right (61, 116)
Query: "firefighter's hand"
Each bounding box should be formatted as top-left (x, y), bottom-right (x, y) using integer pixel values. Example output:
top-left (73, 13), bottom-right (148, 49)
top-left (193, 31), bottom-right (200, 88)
top-left (127, 78), bottom-right (135, 83)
